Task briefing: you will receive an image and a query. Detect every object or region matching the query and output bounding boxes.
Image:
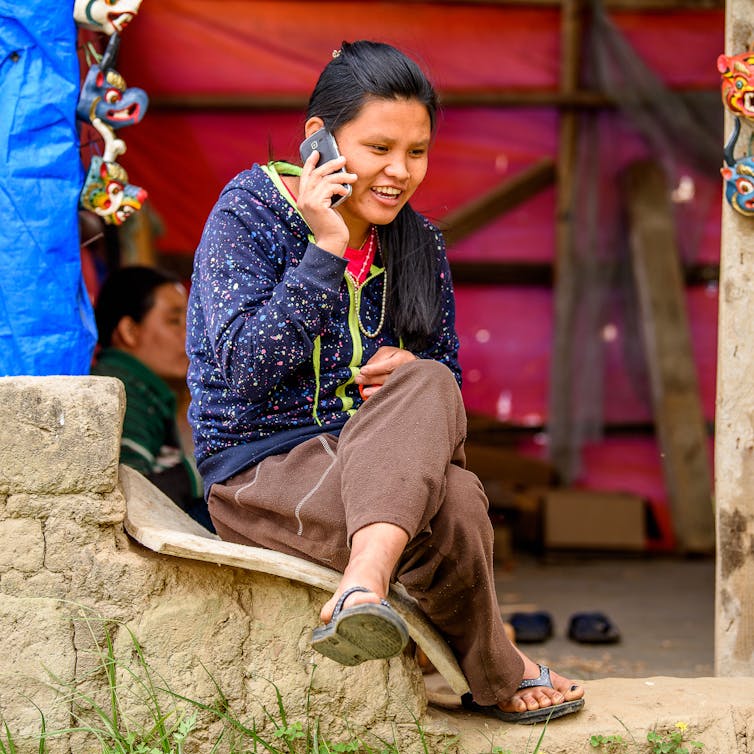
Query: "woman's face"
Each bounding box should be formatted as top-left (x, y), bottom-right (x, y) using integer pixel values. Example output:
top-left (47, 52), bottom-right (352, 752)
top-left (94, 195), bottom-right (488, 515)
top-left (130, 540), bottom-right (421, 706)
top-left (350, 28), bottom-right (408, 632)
top-left (129, 282), bottom-right (189, 381)
top-left (333, 97), bottom-right (432, 236)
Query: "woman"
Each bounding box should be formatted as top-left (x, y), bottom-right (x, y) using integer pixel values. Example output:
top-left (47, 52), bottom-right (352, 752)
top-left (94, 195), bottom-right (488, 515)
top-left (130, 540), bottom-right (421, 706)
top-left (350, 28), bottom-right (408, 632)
top-left (186, 40), bottom-right (584, 723)
top-left (92, 266), bottom-right (212, 530)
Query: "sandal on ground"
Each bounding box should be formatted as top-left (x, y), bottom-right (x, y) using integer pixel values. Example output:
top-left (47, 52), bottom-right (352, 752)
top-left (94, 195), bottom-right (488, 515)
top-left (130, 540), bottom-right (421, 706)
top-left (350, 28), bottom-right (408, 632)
top-left (508, 611), bottom-right (554, 643)
top-left (310, 586), bottom-right (409, 666)
top-left (461, 664), bottom-right (585, 725)
top-left (567, 611), bottom-right (621, 644)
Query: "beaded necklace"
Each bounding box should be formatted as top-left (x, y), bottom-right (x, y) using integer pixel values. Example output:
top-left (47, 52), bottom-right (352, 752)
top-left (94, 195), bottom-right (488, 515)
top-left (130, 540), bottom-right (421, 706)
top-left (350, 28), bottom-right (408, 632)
top-left (348, 227), bottom-right (387, 338)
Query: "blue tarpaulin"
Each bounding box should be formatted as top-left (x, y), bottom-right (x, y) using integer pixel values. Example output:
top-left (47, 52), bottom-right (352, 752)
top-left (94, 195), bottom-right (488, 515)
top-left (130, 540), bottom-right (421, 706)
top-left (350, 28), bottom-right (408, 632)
top-left (0, 0), bottom-right (96, 375)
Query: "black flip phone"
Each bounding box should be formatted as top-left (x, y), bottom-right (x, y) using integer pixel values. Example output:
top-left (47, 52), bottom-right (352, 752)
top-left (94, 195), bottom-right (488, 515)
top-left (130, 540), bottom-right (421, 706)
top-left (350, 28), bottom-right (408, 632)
top-left (299, 128), bottom-right (352, 207)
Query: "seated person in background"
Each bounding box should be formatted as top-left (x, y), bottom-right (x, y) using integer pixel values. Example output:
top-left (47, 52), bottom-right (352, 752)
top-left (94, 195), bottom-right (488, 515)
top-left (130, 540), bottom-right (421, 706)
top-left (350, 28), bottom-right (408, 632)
top-left (92, 266), bottom-right (214, 531)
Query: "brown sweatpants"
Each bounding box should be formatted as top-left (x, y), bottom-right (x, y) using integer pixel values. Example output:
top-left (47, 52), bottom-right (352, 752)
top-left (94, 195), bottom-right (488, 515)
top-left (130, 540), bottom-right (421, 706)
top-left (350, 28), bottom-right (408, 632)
top-left (208, 358), bottom-right (524, 705)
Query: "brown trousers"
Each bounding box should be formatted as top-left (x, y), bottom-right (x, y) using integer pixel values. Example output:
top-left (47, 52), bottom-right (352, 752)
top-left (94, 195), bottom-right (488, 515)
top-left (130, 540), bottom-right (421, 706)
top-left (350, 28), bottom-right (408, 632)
top-left (208, 359), bottom-right (524, 705)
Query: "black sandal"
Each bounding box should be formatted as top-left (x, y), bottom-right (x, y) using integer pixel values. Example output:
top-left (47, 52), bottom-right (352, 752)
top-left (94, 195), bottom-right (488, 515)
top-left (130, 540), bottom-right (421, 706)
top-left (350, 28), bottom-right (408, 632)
top-left (567, 612), bottom-right (621, 644)
top-left (461, 664), bottom-right (585, 725)
top-left (310, 586), bottom-right (409, 666)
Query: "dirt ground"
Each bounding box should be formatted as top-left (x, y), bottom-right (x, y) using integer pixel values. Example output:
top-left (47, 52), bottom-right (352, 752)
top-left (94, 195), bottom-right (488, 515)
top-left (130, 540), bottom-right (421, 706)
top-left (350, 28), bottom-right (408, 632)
top-left (494, 553), bottom-right (715, 680)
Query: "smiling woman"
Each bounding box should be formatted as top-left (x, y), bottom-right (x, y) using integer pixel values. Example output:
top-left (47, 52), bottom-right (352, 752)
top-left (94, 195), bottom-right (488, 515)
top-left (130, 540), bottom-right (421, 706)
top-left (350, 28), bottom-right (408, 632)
top-left (185, 39), bottom-right (585, 724)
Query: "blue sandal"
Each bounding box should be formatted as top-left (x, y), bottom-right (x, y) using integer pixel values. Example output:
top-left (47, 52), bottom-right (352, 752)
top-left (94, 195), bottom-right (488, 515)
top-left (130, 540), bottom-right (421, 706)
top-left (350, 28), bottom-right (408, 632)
top-left (461, 664), bottom-right (585, 725)
top-left (311, 586), bottom-right (409, 666)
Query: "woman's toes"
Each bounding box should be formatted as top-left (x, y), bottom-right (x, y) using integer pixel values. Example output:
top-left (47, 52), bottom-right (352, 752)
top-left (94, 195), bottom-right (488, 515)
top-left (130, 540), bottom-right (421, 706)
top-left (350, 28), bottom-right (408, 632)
top-left (533, 688), bottom-right (559, 708)
top-left (319, 586), bottom-right (382, 623)
top-left (548, 668), bottom-right (585, 700)
top-left (504, 689), bottom-right (551, 712)
top-left (499, 694), bottom-right (528, 713)
top-left (497, 666), bottom-right (586, 715)
top-left (565, 683), bottom-right (585, 701)
top-left (526, 691), bottom-right (548, 710)
top-left (320, 594), bottom-right (338, 623)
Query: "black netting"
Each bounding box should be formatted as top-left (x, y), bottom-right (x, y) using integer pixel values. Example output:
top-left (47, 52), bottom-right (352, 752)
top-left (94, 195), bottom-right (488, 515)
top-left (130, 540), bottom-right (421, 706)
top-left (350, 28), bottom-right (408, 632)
top-left (547, 0), bottom-right (723, 482)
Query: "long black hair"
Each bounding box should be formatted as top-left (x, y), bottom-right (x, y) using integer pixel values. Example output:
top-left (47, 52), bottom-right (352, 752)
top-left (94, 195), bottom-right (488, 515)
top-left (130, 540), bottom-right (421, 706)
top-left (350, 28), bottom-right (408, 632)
top-left (306, 40), bottom-right (441, 351)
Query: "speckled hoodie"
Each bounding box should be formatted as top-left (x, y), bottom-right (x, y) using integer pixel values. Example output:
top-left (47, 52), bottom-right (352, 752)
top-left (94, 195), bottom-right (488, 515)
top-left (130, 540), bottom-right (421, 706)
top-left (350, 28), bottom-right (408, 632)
top-left (186, 161), bottom-right (461, 493)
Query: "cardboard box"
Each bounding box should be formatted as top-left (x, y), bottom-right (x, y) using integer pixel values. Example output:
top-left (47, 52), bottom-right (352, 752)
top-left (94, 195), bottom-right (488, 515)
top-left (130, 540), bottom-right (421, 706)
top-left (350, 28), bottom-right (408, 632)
top-left (464, 443), bottom-right (559, 489)
top-left (543, 489), bottom-right (647, 551)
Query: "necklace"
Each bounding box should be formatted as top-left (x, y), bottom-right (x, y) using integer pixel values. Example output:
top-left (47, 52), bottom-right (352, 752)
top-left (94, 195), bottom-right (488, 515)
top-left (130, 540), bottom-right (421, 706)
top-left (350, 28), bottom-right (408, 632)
top-left (345, 225), bottom-right (375, 287)
top-left (353, 231), bottom-right (387, 338)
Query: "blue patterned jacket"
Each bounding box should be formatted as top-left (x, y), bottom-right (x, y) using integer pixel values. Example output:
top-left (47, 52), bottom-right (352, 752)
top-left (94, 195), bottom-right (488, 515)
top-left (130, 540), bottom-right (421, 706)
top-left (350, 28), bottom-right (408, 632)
top-left (186, 162), bottom-right (461, 493)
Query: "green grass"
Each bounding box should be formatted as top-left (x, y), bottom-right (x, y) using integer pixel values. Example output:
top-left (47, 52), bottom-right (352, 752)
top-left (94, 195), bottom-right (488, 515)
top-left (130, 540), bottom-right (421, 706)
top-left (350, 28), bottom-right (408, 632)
top-left (590, 719), bottom-right (704, 754)
top-left (2, 609), bottom-right (546, 754)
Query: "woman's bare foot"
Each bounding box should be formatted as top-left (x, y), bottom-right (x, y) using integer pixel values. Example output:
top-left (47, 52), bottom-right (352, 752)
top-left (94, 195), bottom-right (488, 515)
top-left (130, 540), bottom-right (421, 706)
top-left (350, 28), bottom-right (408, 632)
top-left (498, 649), bottom-right (585, 714)
top-left (320, 522), bottom-right (408, 624)
top-left (320, 580), bottom-right (384, 623)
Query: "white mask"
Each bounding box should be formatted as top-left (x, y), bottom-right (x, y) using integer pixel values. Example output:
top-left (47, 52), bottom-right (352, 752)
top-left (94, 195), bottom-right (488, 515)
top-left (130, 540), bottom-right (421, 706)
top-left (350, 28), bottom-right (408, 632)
top-left (73, 0), bottom-right (143, 35)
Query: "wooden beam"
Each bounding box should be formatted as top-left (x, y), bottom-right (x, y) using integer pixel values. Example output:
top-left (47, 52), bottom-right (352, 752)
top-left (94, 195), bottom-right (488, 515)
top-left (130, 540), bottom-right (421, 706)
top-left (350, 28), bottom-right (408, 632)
top-left (448, 260), bottom-right (719, 286)
top-left (411, 0), bottom-right (722, 7)
top-left (547, 0), bottom-right (584, 482)
top-left (441, 157), bottom-right (555, 246)
top-left (148, 88), bottom-right (717, 112)
top-left (622, 159), bottom-right (714, 554)
top-left (450, 262), bottom-right (553, 286)
top-left (160, 250), bottom-right (719, 289)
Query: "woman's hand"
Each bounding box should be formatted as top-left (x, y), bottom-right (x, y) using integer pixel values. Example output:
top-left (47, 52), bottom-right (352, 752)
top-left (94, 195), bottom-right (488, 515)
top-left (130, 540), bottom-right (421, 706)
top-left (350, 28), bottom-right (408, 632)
top-left (355, 346), bottom-right (418, 399)
top-left (297, 151), bottom-right (357, 258)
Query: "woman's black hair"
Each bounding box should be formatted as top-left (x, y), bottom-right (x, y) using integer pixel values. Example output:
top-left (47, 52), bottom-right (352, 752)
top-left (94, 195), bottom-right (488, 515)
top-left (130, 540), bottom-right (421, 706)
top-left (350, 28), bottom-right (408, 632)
top-left (95, 265), bottom-right (180, 347)
top-left (306, 40), bottom-right (441, 351)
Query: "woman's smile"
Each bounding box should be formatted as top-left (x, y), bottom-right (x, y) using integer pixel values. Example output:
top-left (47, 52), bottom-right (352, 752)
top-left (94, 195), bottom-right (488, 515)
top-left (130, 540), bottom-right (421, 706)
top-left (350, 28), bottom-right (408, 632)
top-left (370, 185), bottom-right (403, 204)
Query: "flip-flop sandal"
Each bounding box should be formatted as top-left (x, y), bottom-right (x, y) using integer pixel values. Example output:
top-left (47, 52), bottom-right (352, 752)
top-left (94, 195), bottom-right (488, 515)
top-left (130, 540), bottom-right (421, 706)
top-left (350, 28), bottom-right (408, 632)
top-left (508, 611), bottom-right (554, 643)
top-left (461, 664), bottom-right (585, 725)
top-left (567, 612), bottom-right (621, 644)
top-left (311, 586), bottom-right (409, 666)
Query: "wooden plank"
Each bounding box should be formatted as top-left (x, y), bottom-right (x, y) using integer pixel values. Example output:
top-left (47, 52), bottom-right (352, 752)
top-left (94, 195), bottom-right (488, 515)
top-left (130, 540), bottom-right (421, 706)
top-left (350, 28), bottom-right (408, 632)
top-left (450, 261), bottom-right (553, 286)
top-left (441, 157), bottom-right (555, 246)
top-left (119, 465), bottom-right (470, 695)
top-left (161, 250), bottom-right (718, 288)
top-left (148, 88), bottom-right (717, 112)
top-left (621, 160), bottom-right (714, 554)
top-left (411, 0), bottom-right (722, 7)
top-left (547, 0), bottom-right (584, 482)
top-left (447, 260), bottom-right (718, 286)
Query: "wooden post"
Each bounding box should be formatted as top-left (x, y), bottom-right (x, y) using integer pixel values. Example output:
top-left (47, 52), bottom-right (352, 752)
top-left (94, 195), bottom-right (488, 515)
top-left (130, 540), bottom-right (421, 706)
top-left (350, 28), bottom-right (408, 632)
top-left (715, 0), bottom-right (754, 676)
top-left (622, 160), bottom-right (714, 554)
top-left (548, 0), bottom-right (584, 481)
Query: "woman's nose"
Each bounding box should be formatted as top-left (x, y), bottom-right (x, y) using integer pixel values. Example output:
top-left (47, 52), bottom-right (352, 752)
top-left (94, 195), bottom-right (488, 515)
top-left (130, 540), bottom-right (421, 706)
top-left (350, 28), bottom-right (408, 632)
top-left (385, 155), bottom-right (409, 181)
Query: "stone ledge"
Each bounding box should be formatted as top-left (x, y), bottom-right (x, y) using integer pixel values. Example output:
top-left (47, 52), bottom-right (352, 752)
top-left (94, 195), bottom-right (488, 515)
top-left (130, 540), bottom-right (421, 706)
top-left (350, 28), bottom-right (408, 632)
top-left (427, 676), bottom-right (754, 753)
top-left (0, 376), bottom-right (124, 495)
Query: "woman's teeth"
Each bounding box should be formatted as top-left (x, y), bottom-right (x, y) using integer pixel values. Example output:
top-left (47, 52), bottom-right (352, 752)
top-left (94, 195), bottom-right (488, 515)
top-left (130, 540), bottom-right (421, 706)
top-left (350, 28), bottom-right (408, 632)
top-left (373, 187), bottom-right (401, 198)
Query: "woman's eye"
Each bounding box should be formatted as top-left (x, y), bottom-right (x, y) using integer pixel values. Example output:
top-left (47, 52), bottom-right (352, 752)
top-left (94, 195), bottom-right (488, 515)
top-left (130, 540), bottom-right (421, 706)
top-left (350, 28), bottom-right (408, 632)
top-left (370, 145), bottom-right (388, 153)
top-left (410, 149), bottom-right (427, 157)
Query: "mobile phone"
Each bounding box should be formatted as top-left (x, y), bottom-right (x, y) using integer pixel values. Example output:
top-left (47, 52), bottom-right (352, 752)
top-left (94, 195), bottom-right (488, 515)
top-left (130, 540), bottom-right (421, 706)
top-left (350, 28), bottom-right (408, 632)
top-left (299, 128), bottom-right (352, 207)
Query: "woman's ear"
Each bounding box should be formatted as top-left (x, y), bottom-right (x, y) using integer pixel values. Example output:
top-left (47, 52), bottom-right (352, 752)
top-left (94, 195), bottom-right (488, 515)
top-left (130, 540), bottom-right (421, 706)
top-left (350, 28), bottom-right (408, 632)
top-left (304, 117), bottom-right (325, 138)
top-left (112, 315), bottom-right (140, 350)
